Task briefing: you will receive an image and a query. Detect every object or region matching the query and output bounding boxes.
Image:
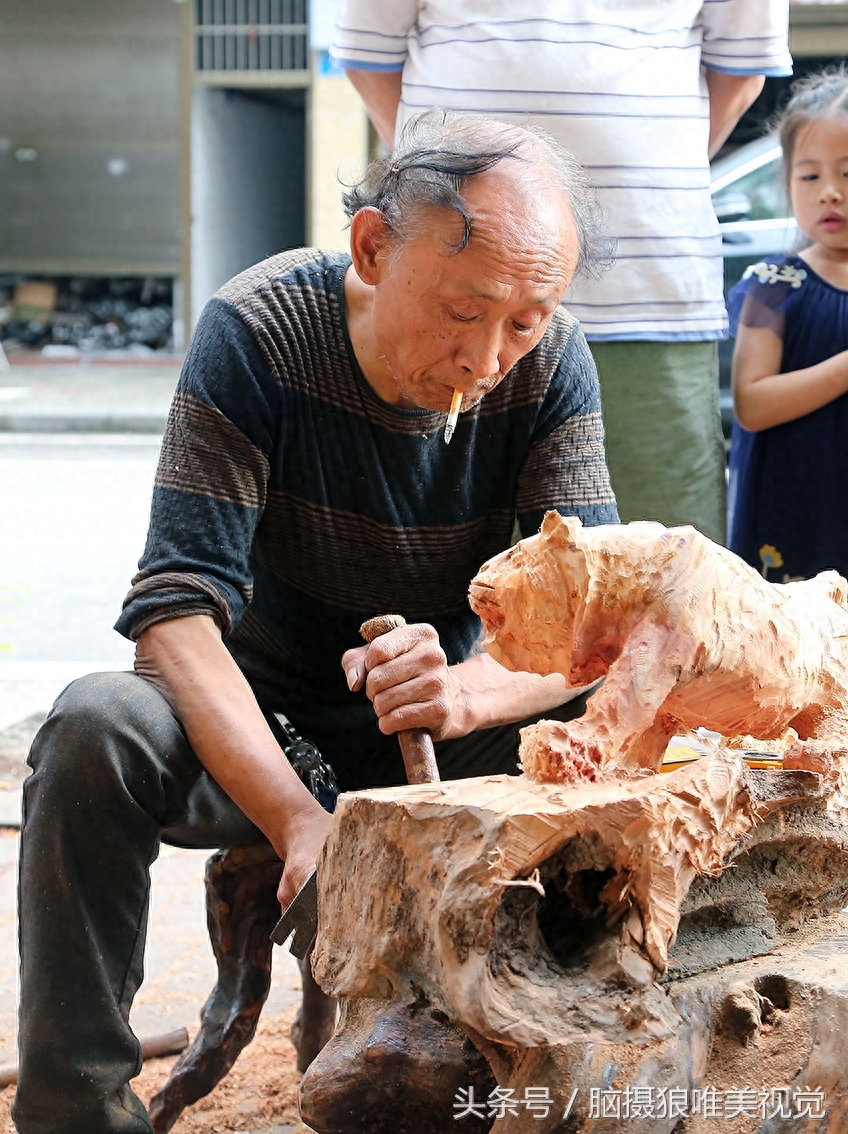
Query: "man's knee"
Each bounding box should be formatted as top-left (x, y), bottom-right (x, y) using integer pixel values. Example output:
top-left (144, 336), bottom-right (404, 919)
top-left (27, 670), bottom-right (183, 799)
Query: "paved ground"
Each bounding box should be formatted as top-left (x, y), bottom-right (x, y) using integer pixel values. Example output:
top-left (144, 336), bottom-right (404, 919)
top-left (0, 829), bottom-right (302, 1068)
top-left (0, 359), bottom-right (176, 433)
top-left (0, 359), bottom-right (303, 1130)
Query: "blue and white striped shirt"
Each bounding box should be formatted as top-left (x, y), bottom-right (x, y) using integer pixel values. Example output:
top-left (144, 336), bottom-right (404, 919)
top-left (332, 1), bottom-right (791, 341)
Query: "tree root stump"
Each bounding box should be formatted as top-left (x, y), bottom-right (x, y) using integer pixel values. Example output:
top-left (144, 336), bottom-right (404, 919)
top-left (298, 998), bottom-right (496, 1133)
top-left (458, 911), bottom-right (848, 1132)
top-left (148, 841), bottom-right (283, 1133)
top-left (308, 759), bottom-right (848, 1133)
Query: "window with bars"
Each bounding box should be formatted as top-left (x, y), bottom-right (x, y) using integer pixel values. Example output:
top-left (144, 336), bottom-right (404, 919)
top-left (195, 0), bottom-right (308, 72)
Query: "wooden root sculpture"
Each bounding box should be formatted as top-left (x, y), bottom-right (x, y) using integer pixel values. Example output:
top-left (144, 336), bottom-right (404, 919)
top-left (312, 757), bottom-right (848, 1039)
top-left (468, 512), bottom-right (848, 784)
top-left (148, 841), bottom-right (284, 1133)
top-left (307, 516), bottom-right (848, 1133)
top-left (298, 998), bottom-right (497, 1134)
top-left (310, 760), bottom-right (848, 1132)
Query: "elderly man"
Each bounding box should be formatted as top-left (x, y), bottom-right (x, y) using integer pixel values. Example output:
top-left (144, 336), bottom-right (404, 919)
top-left (14, 112), bottom-right (617, 1134)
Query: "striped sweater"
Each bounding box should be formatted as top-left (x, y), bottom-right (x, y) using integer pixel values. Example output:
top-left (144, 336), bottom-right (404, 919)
top-left (117, 249), bottom-right (617, 724)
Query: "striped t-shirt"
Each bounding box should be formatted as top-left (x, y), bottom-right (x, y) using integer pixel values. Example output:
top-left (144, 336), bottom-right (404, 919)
top-left (116, 250), bottom-right (617, 723)
top-left (331, 0), bottom-right (791, 341)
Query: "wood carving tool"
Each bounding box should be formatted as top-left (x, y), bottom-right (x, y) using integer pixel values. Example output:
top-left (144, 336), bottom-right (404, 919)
top-left (272, 612), bottom-right (440, 953)
top-left (360, 613), bottom-right (440, 784)
top-left (270, 870), bottom-right (319, 958)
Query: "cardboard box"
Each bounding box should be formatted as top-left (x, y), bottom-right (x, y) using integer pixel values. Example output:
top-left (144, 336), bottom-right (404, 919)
top-left (13, 280), bottom-right (57, 322)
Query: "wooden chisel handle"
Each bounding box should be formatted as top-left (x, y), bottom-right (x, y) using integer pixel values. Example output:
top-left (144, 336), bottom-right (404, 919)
top-left (359, 614), bottom-right (440, 785)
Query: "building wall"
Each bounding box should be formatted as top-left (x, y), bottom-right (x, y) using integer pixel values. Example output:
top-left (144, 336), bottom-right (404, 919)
top-left (307, 53), bottom-right (369, 252)
top-left (190, 86), bottom-right (305, 321)
top-left (789, 1), bottom-right (848, 57)
top-left (0, 0), bottom-right (182, 276)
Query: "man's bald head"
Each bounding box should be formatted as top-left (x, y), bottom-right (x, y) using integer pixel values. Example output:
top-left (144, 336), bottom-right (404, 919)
top-left (342, 109), bottom-right (612, 281)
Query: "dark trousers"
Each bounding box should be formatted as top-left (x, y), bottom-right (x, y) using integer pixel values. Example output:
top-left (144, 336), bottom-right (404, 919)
top-left (14, 669), bottom-right (593, 1133)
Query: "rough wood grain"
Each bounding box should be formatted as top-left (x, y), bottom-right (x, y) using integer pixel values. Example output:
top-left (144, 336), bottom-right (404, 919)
top-left (306, 515), bottom-right (848, 1133)
top-left (314, 757), bottom-right (848, 1033)
top-left (298, 998), bottom-right (496, 1134)
top-left (468, 513), bottom-right (848, 783)
top-left (456, 912), bottom-right (848, 1132)
top-left (308, 770), bottom-right (848, 1131)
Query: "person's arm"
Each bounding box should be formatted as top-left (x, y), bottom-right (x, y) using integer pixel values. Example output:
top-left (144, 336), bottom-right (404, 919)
top-left (700, 0), bottom-right (791, 156)
top-left (345, 68), bottom-right (402, 148)
top-left (341, 620), bottom-right (572, 740)
top-left (134, 614), bottom-right (332, 911)
top-left (705, 70), bottom-right (764, 158)
top-left (732, 322), bottom-right (848, 431)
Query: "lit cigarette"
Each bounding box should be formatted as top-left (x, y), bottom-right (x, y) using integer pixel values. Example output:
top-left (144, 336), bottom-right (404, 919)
top-left (444, 388), bottom-right (463, 445)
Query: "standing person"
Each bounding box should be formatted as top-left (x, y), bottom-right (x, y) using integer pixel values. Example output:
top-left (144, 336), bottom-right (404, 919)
top-left (14, 113), bottom-right (618, 1134)
top-left (331, 1), bottom-right (792, 543)
top-left (728, 71), bottom-right (848, 583)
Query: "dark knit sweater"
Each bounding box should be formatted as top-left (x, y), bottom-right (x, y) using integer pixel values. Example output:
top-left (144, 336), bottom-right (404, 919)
top-left (116, 249), bottom-right (617, 731)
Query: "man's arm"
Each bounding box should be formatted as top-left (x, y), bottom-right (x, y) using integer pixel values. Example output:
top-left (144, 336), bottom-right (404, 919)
top-left (342, 621), bottom-right (572, 740)
top-left (345, 68), bottom-right (402, 148)
top-left (705, 70), bottom-right (765, 158)
top-left (134, 615), bottom-right (331, 911)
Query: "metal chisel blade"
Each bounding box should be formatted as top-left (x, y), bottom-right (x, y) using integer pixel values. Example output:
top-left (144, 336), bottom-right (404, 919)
top-left (270, 870), bottom-right (318, 959)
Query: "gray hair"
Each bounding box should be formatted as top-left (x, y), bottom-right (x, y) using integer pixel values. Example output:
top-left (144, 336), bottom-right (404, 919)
top-left (342, 109), bottom-right (614, 280)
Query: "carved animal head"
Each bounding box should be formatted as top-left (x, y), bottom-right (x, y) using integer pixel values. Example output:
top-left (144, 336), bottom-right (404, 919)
top-left (469, 511), bottom-right (590, 676)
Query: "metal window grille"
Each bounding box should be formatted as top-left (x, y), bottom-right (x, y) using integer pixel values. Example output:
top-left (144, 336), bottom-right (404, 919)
top-left (195, 0), bottom-right (308, 72)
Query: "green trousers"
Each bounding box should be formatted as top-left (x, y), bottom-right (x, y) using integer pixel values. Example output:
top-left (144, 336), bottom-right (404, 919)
top-left (589, 340), bottom-right (726, 545)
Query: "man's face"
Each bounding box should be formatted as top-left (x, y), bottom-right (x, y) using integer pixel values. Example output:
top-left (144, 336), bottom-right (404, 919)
top-left (365, 169), bottom-right (580, 412)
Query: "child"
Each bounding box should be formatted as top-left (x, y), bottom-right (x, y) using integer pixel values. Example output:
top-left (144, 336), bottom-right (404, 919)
top-left (727, 69), bottom-right (848, 582)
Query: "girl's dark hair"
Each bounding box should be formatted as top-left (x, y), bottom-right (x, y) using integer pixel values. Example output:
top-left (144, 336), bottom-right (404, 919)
top-left (342, 109), bottom-right (613, 280)
top-left (777, 66), bottom-right (848, 188)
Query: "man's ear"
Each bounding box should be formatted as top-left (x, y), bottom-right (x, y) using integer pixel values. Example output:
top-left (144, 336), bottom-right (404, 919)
top-left (349, 207), bottom-right (393, 286)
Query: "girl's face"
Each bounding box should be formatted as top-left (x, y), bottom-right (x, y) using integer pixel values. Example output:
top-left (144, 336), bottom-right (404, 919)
top-left (789, 116), bottom-right (848, 257)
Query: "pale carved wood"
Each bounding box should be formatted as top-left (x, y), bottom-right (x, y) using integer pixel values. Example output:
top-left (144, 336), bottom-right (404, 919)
top-left (459, 910), bottom-right (848, 1133)
top-left (306, 515), bottom-right (848, 1132)
top-left (311, 759), bottom-right (848, 1036)
top-left (309, 763), bottom-right (848, 1131)
top-left (468, 513), bottom-right (848, 783)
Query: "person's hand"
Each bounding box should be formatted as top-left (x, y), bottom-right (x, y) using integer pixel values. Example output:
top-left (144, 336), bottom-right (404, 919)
top-left (341, 621), bottom-right (468, 741)
top-left (276, 802), bottom-right (333, 913)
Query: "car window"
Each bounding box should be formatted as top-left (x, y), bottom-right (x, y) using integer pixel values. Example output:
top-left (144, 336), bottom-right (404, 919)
top-left (712, 155), bottom-right (788, 222)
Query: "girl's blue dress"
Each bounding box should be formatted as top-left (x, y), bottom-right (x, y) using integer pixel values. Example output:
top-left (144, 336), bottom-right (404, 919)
top-left (727, 253), bottom-right (848, 581)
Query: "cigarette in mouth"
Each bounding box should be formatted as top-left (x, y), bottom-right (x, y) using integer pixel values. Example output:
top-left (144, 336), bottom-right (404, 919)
top-left (444, 388), bottom-right (463, 445)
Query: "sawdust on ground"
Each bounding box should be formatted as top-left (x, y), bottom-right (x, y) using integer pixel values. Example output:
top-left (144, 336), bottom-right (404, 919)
top-left (0, 1008), bottom-right (308, 1134)
top-left (683, 990), bottom-right (815, 1134)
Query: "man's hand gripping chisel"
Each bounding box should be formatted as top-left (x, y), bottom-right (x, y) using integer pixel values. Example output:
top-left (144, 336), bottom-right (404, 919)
top-left (270, 613), bottom-right (439, 957)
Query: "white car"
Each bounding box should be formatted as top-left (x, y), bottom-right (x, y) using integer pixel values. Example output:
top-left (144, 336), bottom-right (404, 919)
top-left (711, 135), bottom-right (799, 434)
top-left (712, 134), bottom-right (798, 280)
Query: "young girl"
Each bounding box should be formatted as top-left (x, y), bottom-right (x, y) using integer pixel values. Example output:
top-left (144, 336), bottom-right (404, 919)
top-left (728, 69), bottom-right (848, 582)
